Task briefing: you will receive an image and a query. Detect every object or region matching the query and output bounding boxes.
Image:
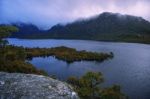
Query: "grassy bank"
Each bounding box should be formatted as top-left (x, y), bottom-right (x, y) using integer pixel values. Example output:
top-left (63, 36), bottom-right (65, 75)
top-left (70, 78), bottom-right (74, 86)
top-left (0, 45), bottom-right (47, 75)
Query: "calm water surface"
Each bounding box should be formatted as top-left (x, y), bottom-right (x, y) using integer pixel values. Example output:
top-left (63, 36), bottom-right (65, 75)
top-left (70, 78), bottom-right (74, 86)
top-left (8, 38), bottom-right (150, 99)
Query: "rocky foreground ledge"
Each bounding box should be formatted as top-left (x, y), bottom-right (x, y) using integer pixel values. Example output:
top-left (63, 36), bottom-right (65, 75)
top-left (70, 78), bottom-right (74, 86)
top-left (0, 72), bottom-right (79, 99)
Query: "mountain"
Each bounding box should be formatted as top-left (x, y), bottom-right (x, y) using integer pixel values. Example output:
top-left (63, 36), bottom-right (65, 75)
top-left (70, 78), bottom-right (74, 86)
top-left (6, 12), bottom-right (150, 43)
top-left (46, 12), bottom-right (150, 42)
top-left (9, 23), bottom-right (47, 38)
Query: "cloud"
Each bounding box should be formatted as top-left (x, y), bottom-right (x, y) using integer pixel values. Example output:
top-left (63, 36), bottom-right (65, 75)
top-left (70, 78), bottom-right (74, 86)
top-left (0, 0), bottom-right (150, 28)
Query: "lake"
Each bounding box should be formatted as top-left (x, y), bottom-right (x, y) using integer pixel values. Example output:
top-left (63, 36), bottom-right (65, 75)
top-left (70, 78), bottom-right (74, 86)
top-left (8, 38), bottom-right (150, 99)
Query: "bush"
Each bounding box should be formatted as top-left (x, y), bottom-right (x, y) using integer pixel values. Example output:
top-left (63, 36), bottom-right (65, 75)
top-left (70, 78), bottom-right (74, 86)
top-left (67, 72), bottom-right (127, 99)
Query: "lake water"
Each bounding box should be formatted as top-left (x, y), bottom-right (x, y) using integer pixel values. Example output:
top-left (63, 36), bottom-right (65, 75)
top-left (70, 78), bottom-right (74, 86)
top-left (8, 38), bottom-right (150, 99)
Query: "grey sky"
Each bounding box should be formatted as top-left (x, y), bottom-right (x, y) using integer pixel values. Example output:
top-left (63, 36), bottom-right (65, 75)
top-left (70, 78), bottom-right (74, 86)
top-left (0, 0), bottom-right (150, 28)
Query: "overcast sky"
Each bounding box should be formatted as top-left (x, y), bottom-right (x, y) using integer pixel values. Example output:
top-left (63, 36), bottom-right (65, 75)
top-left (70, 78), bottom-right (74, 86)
top-left (0, 0), bottom-right (150, 28)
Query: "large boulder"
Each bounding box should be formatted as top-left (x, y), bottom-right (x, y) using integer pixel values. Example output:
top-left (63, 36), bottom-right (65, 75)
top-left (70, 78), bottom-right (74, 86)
top-left (0, 72), bottom-right (79, 99)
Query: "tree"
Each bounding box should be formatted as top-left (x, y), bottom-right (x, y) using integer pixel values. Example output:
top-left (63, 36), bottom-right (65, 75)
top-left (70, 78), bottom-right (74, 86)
top-left (78, 72), bottom-right (103, 98)
top-left (0, 26), bottom-right (18, 47)
top-left (0, 26), bottom-right (18, 63)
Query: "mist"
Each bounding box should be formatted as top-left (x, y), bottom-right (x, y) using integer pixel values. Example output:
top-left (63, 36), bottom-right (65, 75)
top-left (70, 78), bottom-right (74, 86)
top-left (0, 0), bottom-right (150, 29)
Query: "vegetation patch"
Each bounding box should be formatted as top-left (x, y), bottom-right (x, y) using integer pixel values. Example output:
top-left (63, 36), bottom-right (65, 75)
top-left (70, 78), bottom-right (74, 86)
top-left (67, 72), bottom-right (127, 99)
top-left (26, 46), bottom-right (113, 63)
top-left (0, 45), bottom-right (48, 76)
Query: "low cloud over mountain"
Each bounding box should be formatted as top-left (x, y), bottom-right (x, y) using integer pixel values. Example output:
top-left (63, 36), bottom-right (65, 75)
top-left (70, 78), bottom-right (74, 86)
top-left (0, 0), bottom-right (150, 29)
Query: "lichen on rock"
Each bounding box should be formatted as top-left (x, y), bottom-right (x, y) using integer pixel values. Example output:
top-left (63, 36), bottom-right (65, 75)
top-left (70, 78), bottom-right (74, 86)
top-left (0, 72), bottom-right (79, 99)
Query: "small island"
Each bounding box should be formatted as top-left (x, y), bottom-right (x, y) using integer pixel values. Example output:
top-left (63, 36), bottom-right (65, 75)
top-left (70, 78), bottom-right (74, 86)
top-left (26, 46), bottom-right (114, 63)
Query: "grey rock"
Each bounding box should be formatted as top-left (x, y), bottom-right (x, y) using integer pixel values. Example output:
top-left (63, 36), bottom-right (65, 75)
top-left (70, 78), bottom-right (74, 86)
top-left (0, 72), bottom-right (79, 99)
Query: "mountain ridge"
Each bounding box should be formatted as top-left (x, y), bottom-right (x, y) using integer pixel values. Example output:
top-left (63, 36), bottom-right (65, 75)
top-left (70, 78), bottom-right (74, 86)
top-left (44, 12), bottom-right (150, 43)
top-left (1, 12), bottom-right (150, 43)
